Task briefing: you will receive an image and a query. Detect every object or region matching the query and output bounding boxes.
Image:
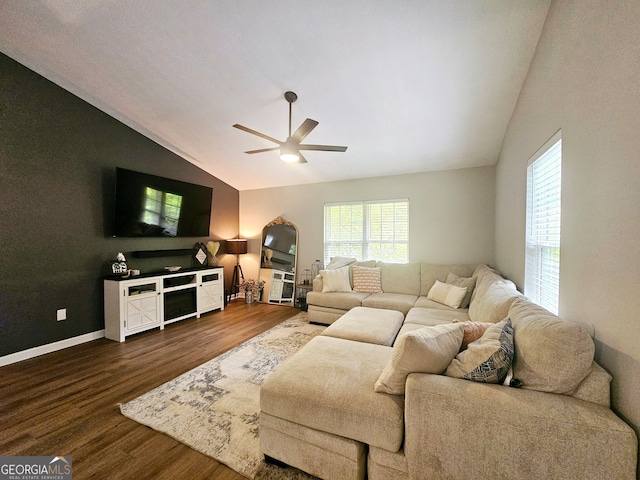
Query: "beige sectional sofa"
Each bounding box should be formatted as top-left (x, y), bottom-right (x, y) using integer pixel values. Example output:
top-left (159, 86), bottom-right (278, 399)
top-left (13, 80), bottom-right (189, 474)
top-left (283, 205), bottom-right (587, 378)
top-left (260, 262), bottom-right (638, 479)
top-left (306, 261), bottom-right (480, 324)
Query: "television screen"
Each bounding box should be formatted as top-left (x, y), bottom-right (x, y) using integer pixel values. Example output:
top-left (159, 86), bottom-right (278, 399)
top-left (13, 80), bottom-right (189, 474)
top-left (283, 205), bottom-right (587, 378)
top-left (113, 167), bottom-right (213, 237)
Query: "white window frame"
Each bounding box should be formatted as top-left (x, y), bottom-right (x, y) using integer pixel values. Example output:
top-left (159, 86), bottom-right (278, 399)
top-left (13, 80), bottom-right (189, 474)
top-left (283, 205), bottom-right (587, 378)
top-left (324, 199), bottom-right (409, 265)
top-left (525, 131), bottom-right (562, 314)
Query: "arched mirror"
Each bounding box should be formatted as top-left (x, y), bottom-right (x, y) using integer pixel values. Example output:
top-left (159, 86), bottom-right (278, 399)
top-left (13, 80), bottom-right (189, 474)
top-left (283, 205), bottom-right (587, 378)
top-left (258, 216), bottom-right (298, 305)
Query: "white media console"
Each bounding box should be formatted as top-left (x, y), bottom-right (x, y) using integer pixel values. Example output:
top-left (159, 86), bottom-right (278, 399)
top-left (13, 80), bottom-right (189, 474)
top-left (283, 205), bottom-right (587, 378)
top-left (104, 267), bottom-right (223, 342)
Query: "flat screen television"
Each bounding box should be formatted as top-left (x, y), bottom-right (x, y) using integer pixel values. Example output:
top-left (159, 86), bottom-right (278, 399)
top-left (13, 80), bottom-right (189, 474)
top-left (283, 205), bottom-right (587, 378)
top-left (112, 167), bottom-right (213, 237)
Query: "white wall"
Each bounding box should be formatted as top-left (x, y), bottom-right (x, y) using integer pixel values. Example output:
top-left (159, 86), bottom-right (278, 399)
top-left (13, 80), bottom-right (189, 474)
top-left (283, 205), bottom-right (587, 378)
top-left (495, 0), bottom-right (640, 451)
top-left (239, 166), bottom-right (495, 282)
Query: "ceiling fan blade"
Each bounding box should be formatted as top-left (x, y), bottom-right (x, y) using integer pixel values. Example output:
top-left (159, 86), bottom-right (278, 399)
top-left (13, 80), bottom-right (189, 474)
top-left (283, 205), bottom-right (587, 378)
top-left (297, 152), bottom-right (308, 164)
top-left (298, 144), bottom-right (348, 152)
top-left (290, 118), bottom-right (319, 143)
top-left (245, 146), bottom-right (280, 154)
top-left (233, 124), bottom-right (282, 145)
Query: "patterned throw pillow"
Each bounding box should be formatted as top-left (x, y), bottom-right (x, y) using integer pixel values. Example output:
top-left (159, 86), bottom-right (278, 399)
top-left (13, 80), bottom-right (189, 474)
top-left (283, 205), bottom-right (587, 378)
top-left (352, 265), bottom-right (383, 293)
top-left (445, 318), bottom-right (514, 384)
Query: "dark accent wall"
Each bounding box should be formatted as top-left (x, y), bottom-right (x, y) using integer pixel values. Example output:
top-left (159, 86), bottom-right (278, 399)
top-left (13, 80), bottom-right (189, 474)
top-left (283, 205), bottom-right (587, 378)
top-left (0, 53), bottom-right (239, 357)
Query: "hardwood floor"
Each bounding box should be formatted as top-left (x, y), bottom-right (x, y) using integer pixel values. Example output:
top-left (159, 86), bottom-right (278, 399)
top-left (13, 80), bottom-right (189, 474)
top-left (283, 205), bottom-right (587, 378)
top-left (0, 301), bottom-right (301, 479)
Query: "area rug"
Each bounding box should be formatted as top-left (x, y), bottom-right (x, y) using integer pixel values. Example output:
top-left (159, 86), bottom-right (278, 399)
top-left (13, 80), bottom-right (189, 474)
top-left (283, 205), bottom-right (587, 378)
top-left (119, 312), bottom-right (324, 479)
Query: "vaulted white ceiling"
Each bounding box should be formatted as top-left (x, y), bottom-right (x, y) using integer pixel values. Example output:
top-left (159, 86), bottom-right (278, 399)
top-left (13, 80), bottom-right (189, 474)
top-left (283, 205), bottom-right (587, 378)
top-left (0, 0), bottom-right (550, 190)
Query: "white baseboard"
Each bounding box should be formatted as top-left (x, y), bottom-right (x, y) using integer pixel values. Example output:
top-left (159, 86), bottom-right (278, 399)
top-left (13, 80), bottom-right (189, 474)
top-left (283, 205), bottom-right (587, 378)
top-left (0, 330), bottom-right (105, 367)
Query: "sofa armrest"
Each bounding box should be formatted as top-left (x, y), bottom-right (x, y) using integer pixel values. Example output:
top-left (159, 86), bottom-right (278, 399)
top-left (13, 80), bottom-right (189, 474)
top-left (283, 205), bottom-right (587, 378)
top-left (313, 277), bottom-right (324, 292)
top-left (404, 373), bottom-right (638, 480)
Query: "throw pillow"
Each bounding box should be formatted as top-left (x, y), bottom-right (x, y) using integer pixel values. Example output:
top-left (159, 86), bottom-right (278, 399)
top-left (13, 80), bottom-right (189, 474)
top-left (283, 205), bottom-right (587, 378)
top-left (374, 323), bottom-right (464, 395)
top-left (427, 280), bottom-right (468, 309)
top-left (352, 265), bottom-right (382, 293)
top-left (445, 318), bottom-right (514, 384)
top-left (461, 321), bottom-right (493, 351)
top-left (320, 266), bottom-right (352, 293)
top-left (446, 273), bottom-right (476, 309)
top-left (325, 256), bottom-right (358, 270)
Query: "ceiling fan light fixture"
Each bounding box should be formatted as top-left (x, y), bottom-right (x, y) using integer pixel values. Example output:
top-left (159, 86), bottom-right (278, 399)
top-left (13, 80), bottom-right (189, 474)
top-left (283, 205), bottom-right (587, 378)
top-left (234, 91), bottom-right (347, 165)
top-left (280, 142), bottom-right (300, 163)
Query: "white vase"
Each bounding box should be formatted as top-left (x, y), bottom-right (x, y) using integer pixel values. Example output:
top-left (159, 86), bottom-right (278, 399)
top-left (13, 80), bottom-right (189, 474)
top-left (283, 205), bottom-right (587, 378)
top-left (245, 290), bottom-right (254, 304)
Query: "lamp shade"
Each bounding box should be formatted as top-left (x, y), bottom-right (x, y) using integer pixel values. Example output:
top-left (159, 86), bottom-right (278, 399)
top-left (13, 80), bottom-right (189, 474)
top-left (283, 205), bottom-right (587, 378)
top-left (226, 238), bottom-right (248, 255)
top-left (280, 140), bottom-right (300, 163)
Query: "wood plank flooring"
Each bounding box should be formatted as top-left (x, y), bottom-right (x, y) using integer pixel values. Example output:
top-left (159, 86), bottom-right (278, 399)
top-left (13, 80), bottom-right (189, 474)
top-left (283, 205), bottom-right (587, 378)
top-left (0, 301), bottom-right (300, 479)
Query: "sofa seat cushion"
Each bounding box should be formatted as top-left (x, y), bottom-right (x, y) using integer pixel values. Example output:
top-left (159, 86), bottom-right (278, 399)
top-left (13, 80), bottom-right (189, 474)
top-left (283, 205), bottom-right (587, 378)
top-left (362, 293), bottom-right (418, 315)
top-left (260, 336), bottom-right (404, 452)
top-left (414, 296), bottom-right (470, 311)
top-left (306, 290), bottom-right (370, 310)
top-left (404, 307), bottom-right (470, 326)
top-left (397, 308), bottom-right (471, 345)
top-left (321, 306), bottom-right (405, 346)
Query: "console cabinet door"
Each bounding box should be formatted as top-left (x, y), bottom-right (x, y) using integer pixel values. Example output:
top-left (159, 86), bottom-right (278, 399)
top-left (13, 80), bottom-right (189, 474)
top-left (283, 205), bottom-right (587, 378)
top-left (197, 269), bottom-right (224, 315)
top-left (125, 293), bottom-right (160, 331)
top-left (124, 282), bottom-right (161, 333)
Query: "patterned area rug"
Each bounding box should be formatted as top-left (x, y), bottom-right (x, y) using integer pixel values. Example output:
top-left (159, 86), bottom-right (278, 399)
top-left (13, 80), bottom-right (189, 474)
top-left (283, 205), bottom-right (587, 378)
top-left (120, 312), bottom-right (324, 479)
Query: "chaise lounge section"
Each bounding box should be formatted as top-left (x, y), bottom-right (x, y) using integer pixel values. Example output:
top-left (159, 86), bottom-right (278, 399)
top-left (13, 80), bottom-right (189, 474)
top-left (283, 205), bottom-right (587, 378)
top-left (260, 263), bottom-right (638, 479)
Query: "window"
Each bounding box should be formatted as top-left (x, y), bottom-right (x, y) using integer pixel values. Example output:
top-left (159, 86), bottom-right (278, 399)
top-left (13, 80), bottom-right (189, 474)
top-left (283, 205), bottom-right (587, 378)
top-left (525, 133), bottom-right (562, 314)
top-left (142, 187), bottom-right (183, 236)
top-left (324, 199), bottom-right (408, 265)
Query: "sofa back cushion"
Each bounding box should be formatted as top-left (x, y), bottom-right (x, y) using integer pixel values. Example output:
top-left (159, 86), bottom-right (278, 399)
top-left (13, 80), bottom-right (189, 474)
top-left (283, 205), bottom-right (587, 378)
top-left (377, 262), bottom-right (421, 295)
top-left (468, 264), bottom-right (521, 323)
top-left (419, 263), bottom-right (477, 297)
top-left (469, 280), bottom-right (521, 323)
top-left (509, 297), bottom-right (595, 395)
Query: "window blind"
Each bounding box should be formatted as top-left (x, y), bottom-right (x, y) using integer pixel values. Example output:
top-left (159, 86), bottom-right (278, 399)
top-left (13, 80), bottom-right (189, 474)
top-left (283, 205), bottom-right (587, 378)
top-left (324, 199), bottom-right (408, 265)
top-left (525, 137), bottom-right (562, 314)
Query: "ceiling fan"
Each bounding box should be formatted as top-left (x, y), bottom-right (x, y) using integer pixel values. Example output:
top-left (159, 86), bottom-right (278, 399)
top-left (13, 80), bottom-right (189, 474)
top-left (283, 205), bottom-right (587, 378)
top-left (233, 91), bottom-right (347, 164)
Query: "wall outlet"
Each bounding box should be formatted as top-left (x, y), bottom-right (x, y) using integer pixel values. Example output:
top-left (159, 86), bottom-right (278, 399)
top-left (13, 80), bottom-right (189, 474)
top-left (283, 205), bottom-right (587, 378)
top-left (57, 309), bottom-right (66, 321)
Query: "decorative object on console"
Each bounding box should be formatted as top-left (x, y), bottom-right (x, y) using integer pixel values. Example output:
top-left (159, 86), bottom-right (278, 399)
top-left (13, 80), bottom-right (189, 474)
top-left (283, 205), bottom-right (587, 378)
top-left (227, 238), bottom-right (248, 303)
top-left (263, 248), bottom-right (273, 267)
top-left (194, 242), bottom-right (208, 266)
top-left (111, 252), bottom-right (127, 274)
top-left (239, 278), bottom-right (265, 304)
top-left (206, 241), bottom-right (220, 266)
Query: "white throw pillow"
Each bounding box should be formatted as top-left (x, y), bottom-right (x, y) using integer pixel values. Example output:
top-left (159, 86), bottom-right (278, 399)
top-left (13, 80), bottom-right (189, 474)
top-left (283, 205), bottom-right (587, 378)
top-left (427, 280), bottom-right (468, 309)
top-left (326, 256), bottom-right (358, 270)
top-left (320, 266), bottom-right (352, 293)
top-left (374, 323), bottom-right (464, 395)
